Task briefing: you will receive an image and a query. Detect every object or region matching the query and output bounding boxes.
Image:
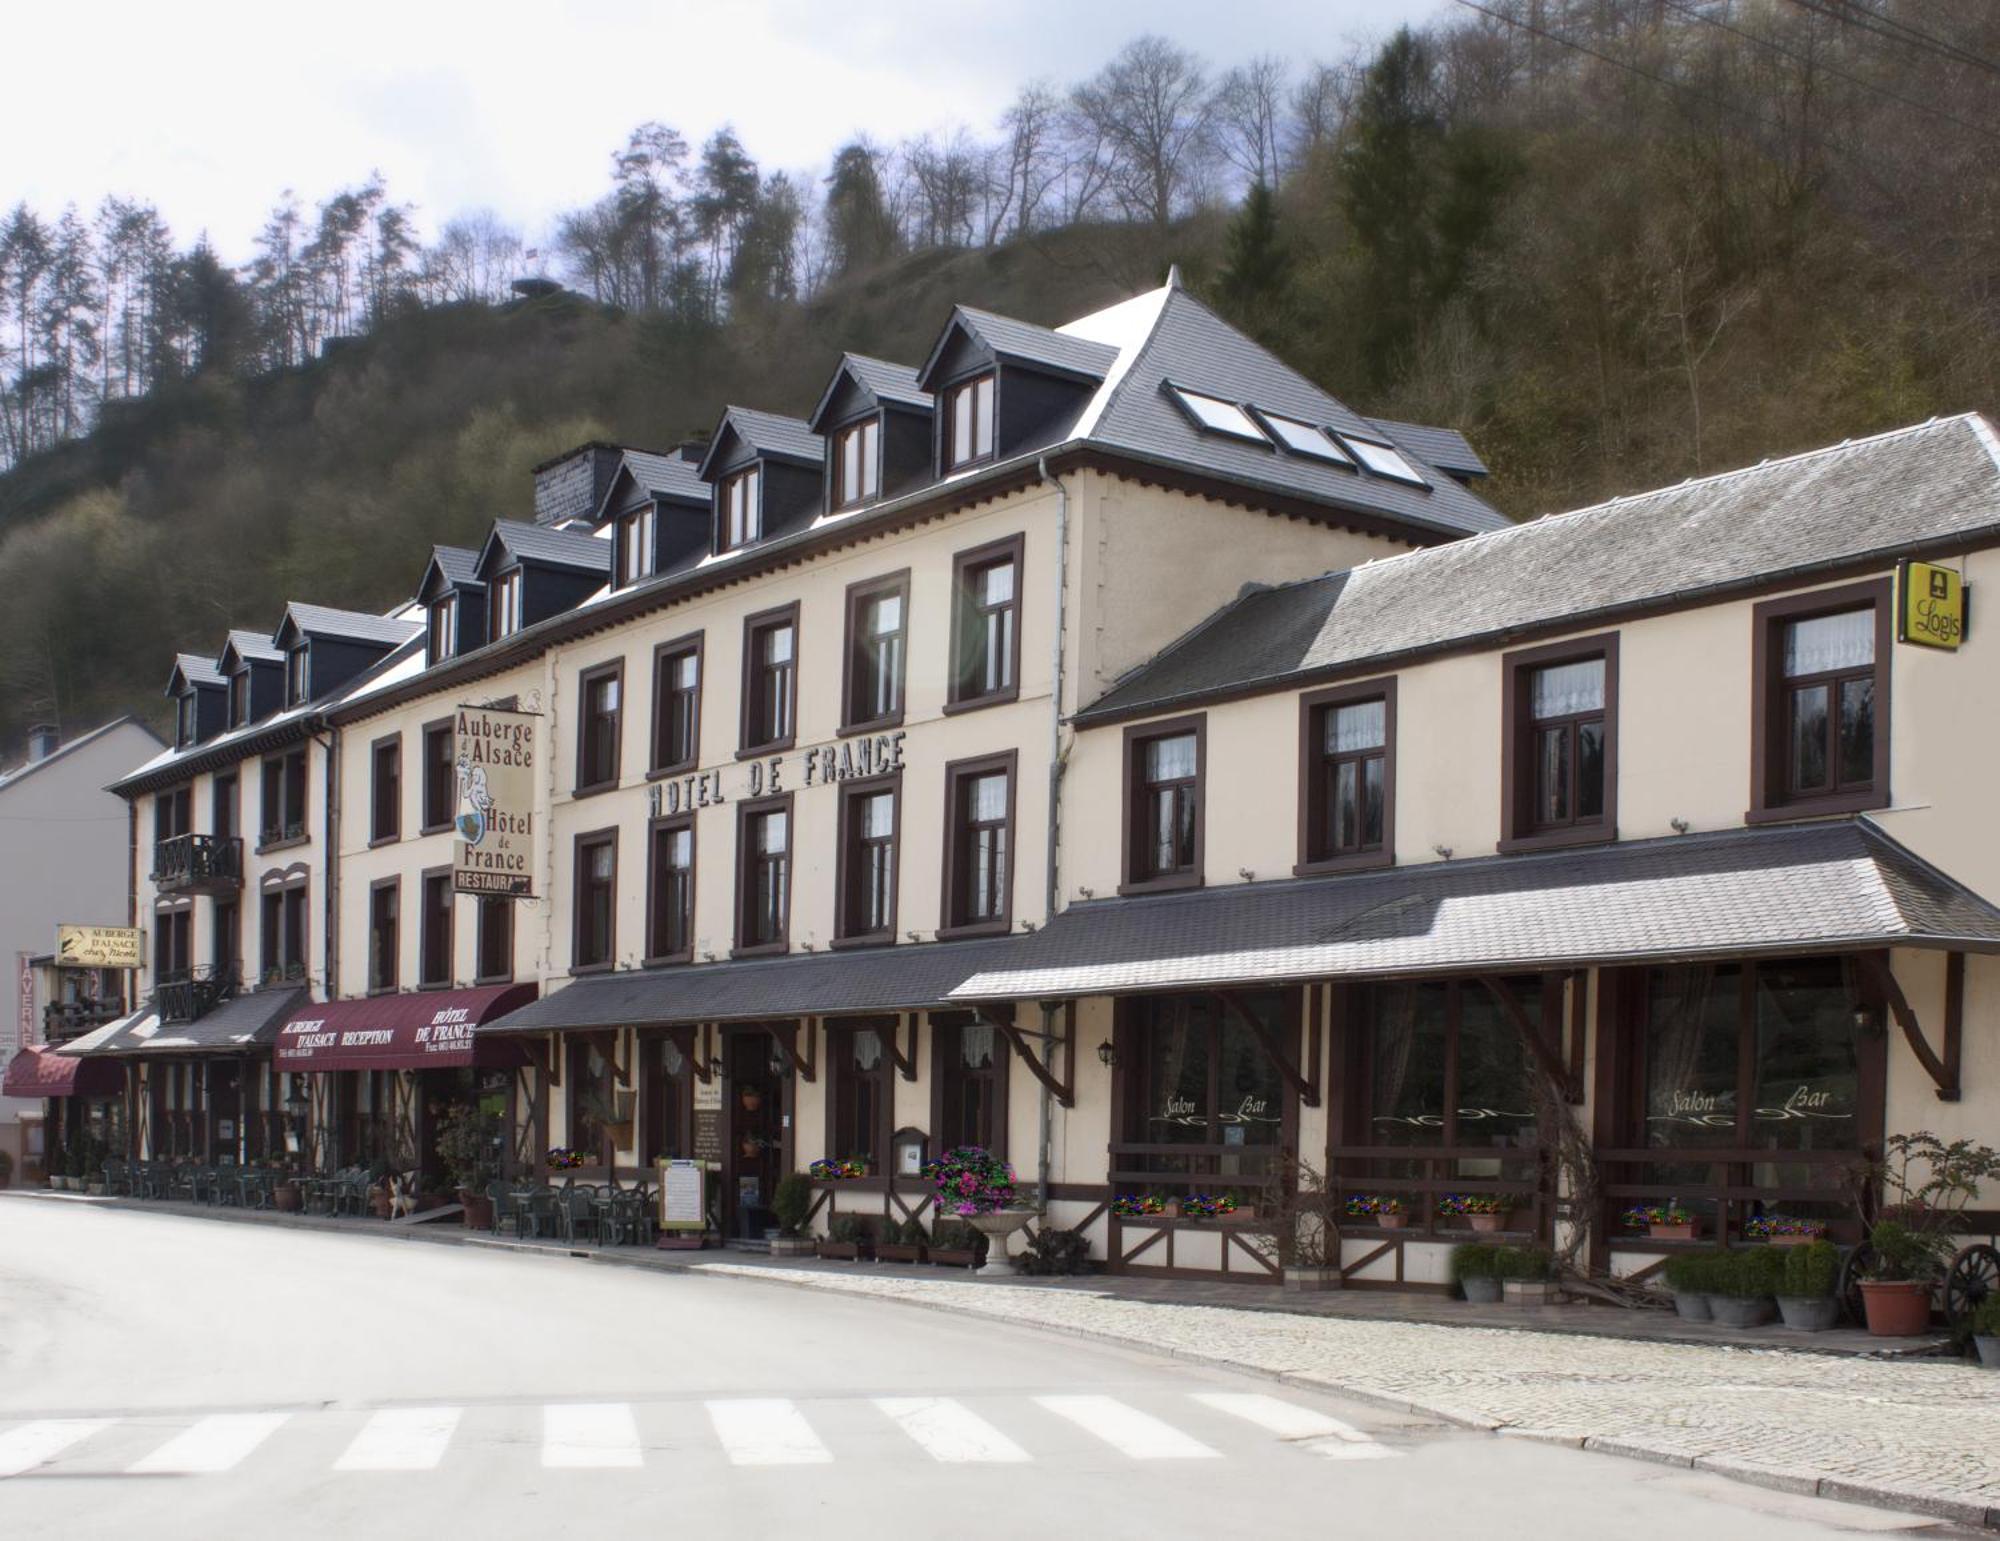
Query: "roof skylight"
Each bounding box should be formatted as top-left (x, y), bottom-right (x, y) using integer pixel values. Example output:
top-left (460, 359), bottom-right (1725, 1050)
top-left (1340, 434), bottom-right (1429, 487)
top-left (1254, 410), bottom-right (1355, 466)
top-left (1167, 384), bottom-right (1269, 444)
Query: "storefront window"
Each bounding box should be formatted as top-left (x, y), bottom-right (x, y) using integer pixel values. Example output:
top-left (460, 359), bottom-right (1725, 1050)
top-left (571, 1040), bottom-right (615, 1162)
top-left (1126, 994), bottom-right (1286, 1183)
top-left (1645, 965), bottom-right (1743, 1151)
top-left (937, 1018), bottom-right (1004, 1154)
top-left (1752, 959), bottom-right (1861, 1153)
top-left (832, 1026), bottom-right (889, 1170)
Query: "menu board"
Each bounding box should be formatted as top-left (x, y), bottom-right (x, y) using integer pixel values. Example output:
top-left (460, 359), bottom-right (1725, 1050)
top-left (660, 1159), bottom-right (706, 1232)
top-left (691, 1077), bottom-right (723, 1163)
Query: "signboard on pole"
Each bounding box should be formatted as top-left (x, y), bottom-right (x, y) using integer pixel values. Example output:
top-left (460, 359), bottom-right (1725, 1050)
top-left (14, 952), bottom-right (32, 1052)
top-left (55, 924), bottom-right (145, 970)
top-left (451, 704), bottom-right (538, 898)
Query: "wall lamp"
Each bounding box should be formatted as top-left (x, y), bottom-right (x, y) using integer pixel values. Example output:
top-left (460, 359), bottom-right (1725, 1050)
top-left (1096, 1040), bottom-right (1118, 1069)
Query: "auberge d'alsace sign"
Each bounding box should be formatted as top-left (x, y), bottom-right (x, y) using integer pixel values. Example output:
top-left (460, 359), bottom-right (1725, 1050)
top-left (452, 704), bottom-right (538, 898)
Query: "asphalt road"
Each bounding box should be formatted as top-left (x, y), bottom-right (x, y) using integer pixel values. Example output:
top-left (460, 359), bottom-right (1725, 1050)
top-left (0, 1194), bottom-right (1963, 1540)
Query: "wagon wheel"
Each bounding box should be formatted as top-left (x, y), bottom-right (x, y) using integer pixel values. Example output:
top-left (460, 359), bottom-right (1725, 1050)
top-left (1943, 1243), bottom-right (2000, 1332)
top-left (1837, 1240), bottom-right (1876, 1327)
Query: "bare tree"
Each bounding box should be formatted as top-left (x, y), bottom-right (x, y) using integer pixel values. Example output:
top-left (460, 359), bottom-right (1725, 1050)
top-left (1069, 35), bottom-right (1219, 230)
top-left (1290, 60), bottom-right (1361, 162)
top-left (1213, 56), bottom-right (1289, 190)
top-left (990, 81), bottom-right (1063, 241)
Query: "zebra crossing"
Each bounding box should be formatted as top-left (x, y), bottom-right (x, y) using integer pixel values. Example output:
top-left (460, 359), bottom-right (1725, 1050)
top-left (0, 1390), bottom-right (1402, 1479)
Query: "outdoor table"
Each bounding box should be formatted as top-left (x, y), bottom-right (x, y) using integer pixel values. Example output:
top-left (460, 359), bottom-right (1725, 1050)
top-left (513, 1189), bottom-right (557, 1240)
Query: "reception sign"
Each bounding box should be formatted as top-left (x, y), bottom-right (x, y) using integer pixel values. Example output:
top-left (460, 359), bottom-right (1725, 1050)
top-left (55, 924), bottom-right (144, 970)
top-left (451, 704), bottom-right (538, 898)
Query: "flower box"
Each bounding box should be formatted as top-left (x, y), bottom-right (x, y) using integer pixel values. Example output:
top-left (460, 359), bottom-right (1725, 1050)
top-left (875, 1242), bottom-right (925, 1264)
top-left (1377, 1212), bottom-right (1409, 1230)
top-left (1467, 1212), bottom-right (1510, 1233)
top-left (1648, 1221), bottom-right (1697, 1242)
top-left (929, 1246), bottom-right (980, 1268)
top-left (816, 1240), bottom-right (863, 1262)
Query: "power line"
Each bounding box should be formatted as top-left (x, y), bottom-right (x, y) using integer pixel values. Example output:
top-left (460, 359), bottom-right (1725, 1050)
top-left (1784, 0), bottom-right (2000, 78)
top-left (1829, 0), bottom-right (2000, 76)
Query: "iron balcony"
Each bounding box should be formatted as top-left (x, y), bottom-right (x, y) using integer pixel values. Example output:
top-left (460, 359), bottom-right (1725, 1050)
top-left (152, 832), bottom-right (243, 896)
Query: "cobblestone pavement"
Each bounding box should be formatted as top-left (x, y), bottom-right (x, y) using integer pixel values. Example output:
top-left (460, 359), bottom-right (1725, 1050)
top-left (688, 1260), bottom-right (2000, 1528)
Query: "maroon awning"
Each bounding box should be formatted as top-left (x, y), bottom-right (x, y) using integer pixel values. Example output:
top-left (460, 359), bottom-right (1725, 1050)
top-left (274, 984), bottom-right (537, 1072)
top-left (3, 1045), bottom-right (125, 1098)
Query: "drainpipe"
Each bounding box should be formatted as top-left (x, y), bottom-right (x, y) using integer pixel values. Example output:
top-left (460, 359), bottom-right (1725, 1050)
top-left (1035, 454), bottom-right (1070, 1212)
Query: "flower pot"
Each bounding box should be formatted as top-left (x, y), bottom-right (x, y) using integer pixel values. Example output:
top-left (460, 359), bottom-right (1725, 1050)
top-left (1467, 1212), bottom-right (1510, 1234)
top-left (1858, 1279), bottom-right (1932, 1337)
top-left (1710, 1295), bottom-right (1776, 1328)
top-left (1282, 1266), bottom-right (1342, 1293)
top-left (739, 1088), bottom-right (763, 1112)
top-left (1672, 1290), bottom-right (1713, 1322)
top-left (1776, 1295), bottom-right (1839, 1332)
top-left (816, 1240), bottom-right (861, 1261)
top-left (963, 1209), bottom-right (1037, 1275)
top-left (87, 1183), bottom-right (106, 1197)
top-left (273, 1182), bottom-right (302, 1213)
top-left (1648, 1221), bottom-right (1697, 1242)
top-left (460, 1191), bottom-right (494, 1230)
top-left (1377, 1212), bottom-right (1408, 1230)
top-left (1975, 1336), bottom-right (2000, 1369)
top-left (1461, 1276), bottom-right (1503, 1305)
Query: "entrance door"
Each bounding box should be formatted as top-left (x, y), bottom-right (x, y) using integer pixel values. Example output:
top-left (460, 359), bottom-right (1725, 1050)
top-left (208, 1061), bottom-right (242, 1164)
top-left (724, 1029), bottom-right (786, 1239)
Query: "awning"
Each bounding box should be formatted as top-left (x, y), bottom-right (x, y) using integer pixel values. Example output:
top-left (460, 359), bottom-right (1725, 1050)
top-left (72, 987), bottom-right (308, 1056)
top-left (947, 817), bottom-right (2000, 1002)
top-left (276, 984), bottom-right (538, 1070)
top-left (54, 1006), bottom-right (158, 1057)
top-left (479, 935), bottom-right (1030, 1037)
top-left (3, 1045), bottom-right (124, 1098)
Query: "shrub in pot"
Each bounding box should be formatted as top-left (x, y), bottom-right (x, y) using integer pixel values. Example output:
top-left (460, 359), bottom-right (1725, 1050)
top-left (875, 1217), bottom-right (927, 1264)
top-left (817, 1214), bottom-right (867, 1262)
top-left (1451, 1242), bottom-right (1503, 1304)
top-left (1710, 1246), bottom-right (1784, 1328)
top-left (1662, 1249), bottom-right (1722, 1321)
top-left (1857, 1220), bottom-right (1942, 1337)
top-left (1971, 1294), bottom-right (2000, 1369)
top-left (1494, 1244), bottom-right (1557, 1303)
top-left (1775, 1240), bottom-right (1841, 1332)
top-left (766, 1172), bottom-right (816, 1255)
top-left (928, 1220), bottom-right (984, 1268)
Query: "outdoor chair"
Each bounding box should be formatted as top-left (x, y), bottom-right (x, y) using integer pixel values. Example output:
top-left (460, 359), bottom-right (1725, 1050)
top-left (486, 1180), bottom-right (519, 1237)
top-left (101, 1159), bottom-right (130, 1197)
top-left (560, 1183), bottom-right (601, 1245)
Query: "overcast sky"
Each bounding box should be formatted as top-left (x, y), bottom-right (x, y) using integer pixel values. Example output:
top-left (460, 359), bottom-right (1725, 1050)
top-left (5, 0), bottom-right (1452, 263)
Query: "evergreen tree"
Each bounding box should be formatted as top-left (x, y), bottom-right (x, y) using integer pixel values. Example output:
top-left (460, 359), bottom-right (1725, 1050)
top-left (1214, 180), bottom-right (1292, 340)
top-left (823, 142), bottom-right (899, 278)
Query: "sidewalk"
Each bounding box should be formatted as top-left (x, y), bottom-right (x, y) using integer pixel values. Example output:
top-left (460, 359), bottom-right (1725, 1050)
top-left (17, 1189), bottom-right (2000, 1527)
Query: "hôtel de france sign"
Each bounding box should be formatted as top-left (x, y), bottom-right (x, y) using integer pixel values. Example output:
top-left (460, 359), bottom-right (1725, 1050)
top-left (650, 730), bottom-right (908, 819)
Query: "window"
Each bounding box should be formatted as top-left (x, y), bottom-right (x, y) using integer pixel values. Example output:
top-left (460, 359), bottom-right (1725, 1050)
top-left (740, 606), bottom-right (798, 753)
top-left (616, 505), bottom-right (656, 588)
top-left (421, 720), bottom-right (454, 831)
top-left (212, 772), bottom-right (237, 843)
top-left (933, 1015), bottom-right (1007, 1155)
top-left (285, 644), bottom-right (309, 706)
top-left (719, 467), bottom-right (761, 552)
top-left (212, 898), bottom-right (240, 976)
top-left (228, 670), bottom-right (250, 727)
top-left (175, 691), bottom-right (197, 748)
top-left (843, 573), bottom-right (907, 731)
top-left (426, 595), bottom-right (457, 665)
top-left (154, 786), bottom-right (191, 847)
top-left (260, 878), bottom-right (308, 983)
top-left (945, 373), bottom-right (995, 469)
top-left (154, 906), bottom-right (191, 979)
top-left (833, 418), bottom-right (881, 509)
top-left (642, 1032), bottom-right (692, 1165)
top-left (1253, 409), bottom-right (1354, 466)
top-left (829, 1024), bottom-right (892, 1170)
top-left (575, 663), bottom-right (623, 792)
top-left (370, 736), bottom-right (401, 844)
top-left (1339, 434), bottom-right (1428, 486)
top-left (1751, 582), bottom-right (1891, 820)
top-left (735, 798), bottom-right (791, 954)
top-left (572, 830), bottom-right (617, 971)
top-left (475, 896), bottom-right (513, 983)
top-left (260, 749), bottom-right (308, 846)
top-left (489, 568), bottom-right (522, 640)
top-left (1166, 384), bottom-right (1269, 444)
top-left (1501, 635), bottom-right (1617, 850)
top-left (1115, 993), bottom-right (1288, 1186)
top-left (948, 535), bottom-right (1022, 709)
top-left (368, 880), bottom-right (399, 993)
top-left (942, 752), bottom-right (1014, 936)
top-left (836, 779), bottom-right (898, 944)
top-left (651, 637), bottom-right (702, 773)
top-left (1122, 718), bottom-right (1203, 893)
top-left (569, 1038), bottom-right (617, 1164)
top-left (1299, 681), bottom-right (1394, 872)
top-left (646, 817), bottom-right (695, 964)
top-left (417, 870), bottom-right (453, 987)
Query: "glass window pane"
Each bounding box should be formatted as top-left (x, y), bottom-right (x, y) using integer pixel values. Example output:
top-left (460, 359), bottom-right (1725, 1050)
top-left (870, 593), bottom-right (901, 636)
top-left (1454, 984), bottom-right (1538, 1154)
top-left (1752, 958), bottom-right (1861, 1153)
top-left (1645, 965), bottom-right (1741, 1149)
top-left (1334, 759), bottom-right (1359, 849)
top-left (1783, 609), bottom-right (1873, 677)
top-left (1576, 718), bottom-right (1605, 819)
top-left (1170, 386), bottom-right (1269, 442)
top-left (1790, 684), bottom-right (1829, 792)
top-left (1341, 436), bottom-right (1427, 485)
top-left (1530, 658), bottom-right (1604, 719)
top-left (1360, 755), bottom-right (1385, 846)
top-left (969, 773), bottom-right (1006, 823)
top-left (979, 561), bottom-right (1013, 607)
top-left (860, 791), bottom-right (893, 839)
top-left (1837, 677), bottom-right (1874, 785)
top-left (1537, 726), bottom-right (1570, 822)
top-left (1144, 733), bottom-right (1196, 783)
top-left (1216, 1004), bottom-right (1285, 1150)
top-left (1261, 413), bottom-right (1354, 464)
top-left (1367, 982), bottom-right (1449, 1145)
top-left (1141, 997), bottom-right (1213, 1147)
top-left (1327, 699), bottom-right (1385, 753)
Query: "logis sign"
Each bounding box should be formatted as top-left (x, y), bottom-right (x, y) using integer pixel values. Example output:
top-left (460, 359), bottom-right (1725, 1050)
top-left (452, 704), bottom-right (538, 898)
top-left (1897, 559), bottom-right (1966, 651)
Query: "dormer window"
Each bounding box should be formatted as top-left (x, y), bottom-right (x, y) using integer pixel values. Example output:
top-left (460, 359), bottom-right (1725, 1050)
top-left (616, 506), bottom-right (656, 588)
top-left (490, 569), bottom-right (523, 640)
top-left (175, 692), bottom-right (198, 749)
top-left (285, 645), bottom-right (309, 707)
top-left (427, 595), bottom-right (457, 665)
top-left (228, 671), bottom-right (250, 728)
top-left (833, 419), bottom-right (881, 510)
top-left (719, 468), bottom-right (761, 552)
top-left (945, 374), bottom-right (995, 470)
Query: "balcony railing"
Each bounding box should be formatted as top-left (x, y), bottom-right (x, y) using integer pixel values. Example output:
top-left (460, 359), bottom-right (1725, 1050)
top-left (155, 966), bottom-right (238, 1024)
top-left (152, 832), bottom-right (243, 896)
top-left (43, 997), bottom-right (127, 1042)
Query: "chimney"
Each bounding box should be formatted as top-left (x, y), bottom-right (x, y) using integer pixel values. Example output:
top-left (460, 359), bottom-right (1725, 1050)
top-left (26, 723), bottom-right (59, 762)
top-left (531, 443), bottom-right (625, 527)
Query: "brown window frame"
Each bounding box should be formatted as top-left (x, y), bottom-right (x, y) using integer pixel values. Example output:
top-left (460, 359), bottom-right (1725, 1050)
top-left (259, 873), bottom-right (309, 985)
top-left (825, 1020), bottom-right (896, 1170)
top-left (1296, 678), bottom-right (1396, 875)
top-left (474, 895), bottom-right (514, 985)
top-left (615, 504), bottom-right (655, 590)
top-left (571, 828), bottom-right (618, 975)
top-left (1749, 579), bottom-right (1892, 823)
top-left (649, 633), bottom-right (704, 776)
top-left (945, 533), bottom-right (1024, 713)
top-left (717, 465), bottom-right (762, 553)
top-left (939, 749), bottom-right (1017, 939)
top-left (943, 371), bottom-right (996, 471)
top-left (929, 1012), bottom-right (1010, 1157)
top-left (841, 570), bottom-right (909, 735)
top-left (211, 771), bottom-right (238, 843)
top-left (574, 660), bottom-right (624, 796)
top-left (739, 602), bottom-right (800, 757)
top-left (645, 813), bottom-right (697, 966)
top-left (258, 748), bottom-right (309, 850)
top-left (285, 643), bottom-right (309, 707)
top-left (426, 594), bottom-right (457, 665)
top-left (367, 877), bottom-right (399, 995)
top-left (488, 567), bottom-right (523, 641)
top-left (227, 669), bottom-right (250, 727)
top-left (154, 903), bottom-right (192, 980)
top-left (420, 718), bottom-right (455, 834)
top-left (1119, 714), bottom-right (1206, 895)
top-left (831, 415), bottom-right (882, 511)
top-left (369, 733), bottom-right (401, 846)
top-left (733, 793), bottom-right (794, 957)
top-left (1499, 632), bottom-right (1619, 853)
top-left (418, 866), bottom-right (454, 989)
top-left (833, 773), bottom-right (901, 948)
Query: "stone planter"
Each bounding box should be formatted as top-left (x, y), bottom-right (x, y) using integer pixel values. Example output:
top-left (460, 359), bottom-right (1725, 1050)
top-left (1858, 1279), bottom-right (1932, 1337)
top-left (1710, 1294), bottom-right (1776, 1328)
top-left (1467, 1212), bottom-right (1510, 1234)
top-left (1776, 1295), bottom-right (1840, 1332)
top-left (1975, 1336), bottom-right (2000, 1369)
top-left (273, 1182), bottom-right (303, 1213)
top-left (1461, 1276), bottom-right (1504, 1304)
top-left (87, 1182), bottom-right (106, 1197)
top-left (964, 1209), bottom-right (1037, 1275)
top-left (1283, 1266), bottom-right (1342, 1293)
top-left (1504, 1279), bottom-right (1559, 1306)
top-left (1673, 1290), bottom-right (1713, 1322)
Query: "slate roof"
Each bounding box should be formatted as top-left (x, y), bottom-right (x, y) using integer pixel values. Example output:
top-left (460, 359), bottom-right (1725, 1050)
top-left (808, 353), bottom-right (933, 432)
top-left (698, 406), bottom-right (824, 478)
top-left (0, 716), bottom-right (160, 795)
top-left (922, 305), bottom-right (1120, 388)
top-left (484, 519), bottom-right (614, 573)
top-left (946, 820), bottom-right (2000, 1003)
top-left (480, 936), bottom-right (1032, 1035)
top-left (618, 448), bottom-right (709, 506)
top-left (1082, 413), bottom-right (2000, 723)
top-left (1367, 418), bottom-right (1488, 478)
top-left (222, 628), bottom-right (283, 666)
top-left (71, 987), bottom-right (308, 1055)
top-left (429, 545), bottom-right (482, 588)
top-left (169, 653), bottom-right (224, 691)
top-left (281, 602), bottom-right (424, 651)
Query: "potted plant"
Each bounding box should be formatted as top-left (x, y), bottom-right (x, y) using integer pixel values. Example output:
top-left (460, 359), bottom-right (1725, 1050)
top-left (546, 1146), bottom-right (586, 1173)
top-left (1497, 1245), bottom-right (1558, 1305)
top-left (925, 1146), bottom-right (1032, 1274)
top-left (1851, 1133), bottom-right (2000, 1336)
top-left (1622, 1200), bottom-right (1698, 1242)
top-left (273, 1169), bottom-right (303, 1212)
top-left (809, 1157), bottom-right (868, 1181)
top-left (1179, 1193), bottom-right (1238, 1221)
top-left (435, 1103), bottom-right (503, 1228)
top-left (1775, 1239), bottom-right (1841, 1331)
top-left (1661, 1249), bottom-right (1721, 1321)
top-left (875, 1216), bottom-right (926, 1264)
top-left (927, 1219), bottom-right (985, 1268)
top-left (1710, 1245), bottom-right (1784, 1327)
top-left (1972, 1294), bottom-right (2000, 1369)
top-left (1016, 1226), bottom-right (1093, 1275)
top-left (1110, 1193), bottom-right (1167, 1219)
top-left (1346, 1194), bottom-right (1407, 1229)
top-left (1451, 1243), bottom-right (1503, 1304)
top-left (1856, 1220), bottom-right (1943, 1336)
top-left (1745, 1214), bottom-right (1827, 1247)
top-left (769, 1172), bottom-right (815, 1256)
top-left (1439, 1193), bottom-right (1520, 1233)
top-left (817, 1214), bottom-right (867, 1261)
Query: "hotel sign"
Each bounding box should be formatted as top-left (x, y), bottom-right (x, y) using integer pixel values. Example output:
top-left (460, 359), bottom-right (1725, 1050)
top-left (1897, 560), bottom-right (1964, 651)
top-left (55, 924), bottom-right (145, 970)
top-left (452, 704), bottom-right (538, 898)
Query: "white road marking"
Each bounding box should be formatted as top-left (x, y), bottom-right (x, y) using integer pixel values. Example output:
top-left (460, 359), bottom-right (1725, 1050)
top-left (1034, 1395), bottom-right (1219, 1460)
top-left (0, 1420), bottom-right (111, 1478)
top-left (128, 1413), bottom-right (289, 1474)
top-left (874, 1397), bottom-right (1030, 1463)
top-left (706, 1398), bottom-right (833, 1466)
top-left (1190, 1392), bottom-right (1400, 1460)
top-left (333, 1406), bottom-right (462, 1471)
top-left (540, 1403), bottom-right (641, 1469)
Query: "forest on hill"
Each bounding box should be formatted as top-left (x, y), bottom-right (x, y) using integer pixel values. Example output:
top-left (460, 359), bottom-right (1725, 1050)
top-left (0, 1), bottom-right (1995, 752)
